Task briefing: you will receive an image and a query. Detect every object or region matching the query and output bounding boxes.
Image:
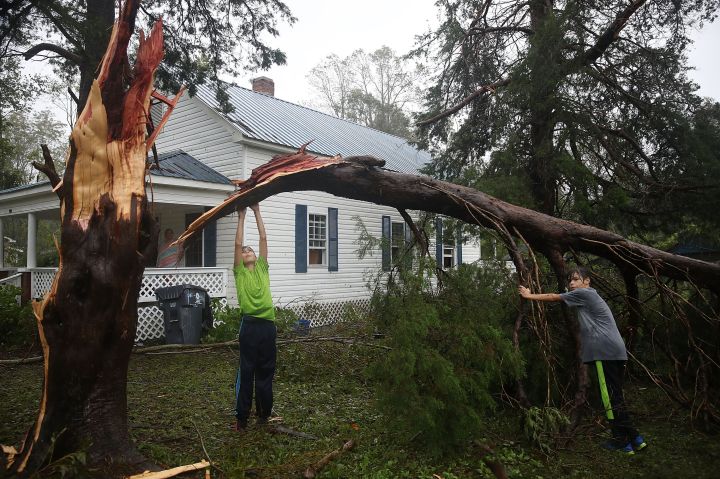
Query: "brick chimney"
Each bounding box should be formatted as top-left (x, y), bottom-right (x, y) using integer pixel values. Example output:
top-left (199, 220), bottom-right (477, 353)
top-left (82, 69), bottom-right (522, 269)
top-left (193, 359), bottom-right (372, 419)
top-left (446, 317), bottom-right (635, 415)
top-left (251, 76), bottom-right (275, 96)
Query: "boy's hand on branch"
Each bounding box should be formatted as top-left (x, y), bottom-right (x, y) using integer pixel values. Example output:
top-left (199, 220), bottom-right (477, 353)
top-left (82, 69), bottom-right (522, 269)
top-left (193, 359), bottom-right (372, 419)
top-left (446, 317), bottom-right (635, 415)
top-left (518, 286), bottom-right (532, 298)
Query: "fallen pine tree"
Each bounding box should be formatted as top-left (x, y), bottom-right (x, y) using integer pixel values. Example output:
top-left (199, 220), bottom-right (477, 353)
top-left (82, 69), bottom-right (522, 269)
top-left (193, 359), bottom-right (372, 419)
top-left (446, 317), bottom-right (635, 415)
top-left (178, 147), bottom-right (720, 425)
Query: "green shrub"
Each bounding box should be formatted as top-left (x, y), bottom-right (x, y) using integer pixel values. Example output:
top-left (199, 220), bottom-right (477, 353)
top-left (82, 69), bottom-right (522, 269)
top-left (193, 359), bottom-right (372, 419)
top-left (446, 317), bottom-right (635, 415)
top-left (521, 406), bottom-right (569, 453)
top-left (203, 303), bottom-right (242, 343)
top-left (369, 261), bottom-right (525, 454)
top-left (0, 284), bottom-right (35, 346)
top-left (203, 303), bottom-right (299, 342)
top-left (275, 306), bottom-right (299, 335)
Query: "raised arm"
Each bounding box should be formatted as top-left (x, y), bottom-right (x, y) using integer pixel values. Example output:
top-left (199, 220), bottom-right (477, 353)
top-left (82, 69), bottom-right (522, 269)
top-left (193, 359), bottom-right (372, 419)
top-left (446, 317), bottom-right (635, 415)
top-left (234, 206), bottom-right (247, 268)
top-left (518, 286), bottom-right (563, 302)
top-left (251, 203), bottom-right (268, 260)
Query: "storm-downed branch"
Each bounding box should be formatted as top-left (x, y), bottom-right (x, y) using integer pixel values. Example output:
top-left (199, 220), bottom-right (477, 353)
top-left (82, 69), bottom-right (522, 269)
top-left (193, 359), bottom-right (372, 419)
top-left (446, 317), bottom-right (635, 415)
top-left (179, 148), bottom-right (720, 292)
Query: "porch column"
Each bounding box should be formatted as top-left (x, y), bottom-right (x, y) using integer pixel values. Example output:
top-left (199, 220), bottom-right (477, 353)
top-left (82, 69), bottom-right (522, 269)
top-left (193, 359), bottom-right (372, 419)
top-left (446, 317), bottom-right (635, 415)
top-left (0, 217), bottom-right (4, 268)
top-left (27, 212), bottom-right (37, 268)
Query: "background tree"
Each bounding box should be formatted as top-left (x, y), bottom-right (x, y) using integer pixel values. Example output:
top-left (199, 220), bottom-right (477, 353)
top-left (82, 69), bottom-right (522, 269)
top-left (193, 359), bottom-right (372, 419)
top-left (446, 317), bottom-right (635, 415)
top-left (1, 0), bottom-right (296, 111)
top-left (308, 46), bottom-right (424, 138)
top-left (1, 110), bottom-right (65, 188)
top-left (414, 0), bottom-right (720, 235)
top-left (412, 0), bottom-right (720, 425)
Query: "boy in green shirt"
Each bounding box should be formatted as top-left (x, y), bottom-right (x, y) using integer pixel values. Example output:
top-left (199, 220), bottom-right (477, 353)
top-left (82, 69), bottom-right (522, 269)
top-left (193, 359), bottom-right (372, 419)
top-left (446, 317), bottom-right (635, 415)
top-left (233, 203), bottom-right (276, 431)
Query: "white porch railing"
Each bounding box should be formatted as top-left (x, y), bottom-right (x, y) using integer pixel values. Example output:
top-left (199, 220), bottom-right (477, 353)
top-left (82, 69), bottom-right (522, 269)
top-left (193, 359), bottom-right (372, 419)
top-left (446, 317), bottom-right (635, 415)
top-left (18, 267), bottom-right (229, 342)
top-left (0, 272), bottom-right (22, 288)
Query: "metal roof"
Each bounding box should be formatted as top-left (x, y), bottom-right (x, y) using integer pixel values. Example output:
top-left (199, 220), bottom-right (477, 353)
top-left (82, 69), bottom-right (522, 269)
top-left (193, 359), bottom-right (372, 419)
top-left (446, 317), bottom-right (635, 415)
top-left (0, 150), bottom-right (231, 196)
top-left (0, 181), bottom-right (50, 196)
top-left (150, 150), bottom-right (233, 185)
top-left (195, 83), bottom-right (431, 174)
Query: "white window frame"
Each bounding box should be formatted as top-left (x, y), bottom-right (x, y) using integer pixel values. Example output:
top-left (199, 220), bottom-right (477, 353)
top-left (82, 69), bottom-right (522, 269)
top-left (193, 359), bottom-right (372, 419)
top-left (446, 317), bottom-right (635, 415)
top-left (307, 211), bottom-right (327, 267)
top-left (443, 245), bottom-right (455, 269)
top-left (390, 221), bottom-right (406, 264)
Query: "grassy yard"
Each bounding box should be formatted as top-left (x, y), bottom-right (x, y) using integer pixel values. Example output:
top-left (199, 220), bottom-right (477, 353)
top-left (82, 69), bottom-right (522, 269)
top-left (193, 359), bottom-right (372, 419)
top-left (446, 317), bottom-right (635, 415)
top-left (2, 324), bottom-right (719, 478)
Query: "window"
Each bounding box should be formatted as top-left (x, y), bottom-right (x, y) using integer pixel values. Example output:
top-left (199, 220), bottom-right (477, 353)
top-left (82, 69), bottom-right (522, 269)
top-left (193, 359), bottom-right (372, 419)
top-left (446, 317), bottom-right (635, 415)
top-left (391, 221), bottom-right (405, 264)
top-left (443, 246), bottom-right (455, 269)
top-left (308, 213), bottom-right (327, 265)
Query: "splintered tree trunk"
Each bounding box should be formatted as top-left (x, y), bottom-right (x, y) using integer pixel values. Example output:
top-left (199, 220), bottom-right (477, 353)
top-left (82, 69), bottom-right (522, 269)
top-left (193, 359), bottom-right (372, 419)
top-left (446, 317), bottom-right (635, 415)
top-left (10, 1), bottom-right (164, 476)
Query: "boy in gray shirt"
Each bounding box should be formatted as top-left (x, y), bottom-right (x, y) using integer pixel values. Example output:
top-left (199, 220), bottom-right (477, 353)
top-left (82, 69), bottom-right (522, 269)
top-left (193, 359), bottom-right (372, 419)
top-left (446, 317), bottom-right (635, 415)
top-left (519, 266), bottom-right (647, 455)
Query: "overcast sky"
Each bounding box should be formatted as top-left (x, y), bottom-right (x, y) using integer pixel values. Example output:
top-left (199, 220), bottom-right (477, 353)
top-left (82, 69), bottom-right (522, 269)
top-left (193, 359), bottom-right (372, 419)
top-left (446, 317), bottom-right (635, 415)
top-left (25, 0), bottom-right (720, 117)
top-left (240, 0), bottom-right (720, 105)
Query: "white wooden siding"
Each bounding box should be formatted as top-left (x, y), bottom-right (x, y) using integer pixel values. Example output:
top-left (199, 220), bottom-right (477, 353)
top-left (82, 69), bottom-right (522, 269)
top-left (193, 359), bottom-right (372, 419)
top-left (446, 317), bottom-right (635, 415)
top-left (153, 97), bottom-right (435, 309)
top-left (462, 239), bottom-right (482, 264)
top-left (153, 95), bottom-right (244, 179)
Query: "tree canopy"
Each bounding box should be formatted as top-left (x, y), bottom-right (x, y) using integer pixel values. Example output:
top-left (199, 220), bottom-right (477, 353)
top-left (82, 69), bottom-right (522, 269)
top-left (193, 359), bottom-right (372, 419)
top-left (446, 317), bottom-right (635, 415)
top-left (1, 0), bottom-right (296, 108)
top-left (414, 0), bottom-right (720, 239)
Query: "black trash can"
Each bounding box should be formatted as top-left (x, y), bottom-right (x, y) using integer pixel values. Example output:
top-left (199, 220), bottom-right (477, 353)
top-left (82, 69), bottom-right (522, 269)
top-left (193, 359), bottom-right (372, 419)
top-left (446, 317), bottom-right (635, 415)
top-left (155, 284), bottom-right (209, 344)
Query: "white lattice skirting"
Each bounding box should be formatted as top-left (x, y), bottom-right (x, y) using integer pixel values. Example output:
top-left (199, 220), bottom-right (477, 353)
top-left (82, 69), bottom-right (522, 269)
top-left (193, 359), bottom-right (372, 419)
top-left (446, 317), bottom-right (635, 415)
top-left (26, 267), bottom-right (369, 341)
top-left (284, 298), bottom-right (371, 328)
top-left (28, 267), bottom-right (229, 342)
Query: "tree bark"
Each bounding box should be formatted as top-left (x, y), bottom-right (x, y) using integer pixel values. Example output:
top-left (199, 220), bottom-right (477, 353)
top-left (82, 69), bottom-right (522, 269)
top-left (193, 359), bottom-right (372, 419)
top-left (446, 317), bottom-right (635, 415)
top-left (9, 1), bottom-right (164, 476)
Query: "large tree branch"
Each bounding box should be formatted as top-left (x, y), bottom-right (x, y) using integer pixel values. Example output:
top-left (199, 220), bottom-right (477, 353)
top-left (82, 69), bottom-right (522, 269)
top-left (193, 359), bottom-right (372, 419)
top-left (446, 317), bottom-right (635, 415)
top-left (580, 0), bottom-right (647, 65)
top-left (469, 26), bottom-right (534, 36)
top-left (416, 77), bottom-right (511, 126)
top-left (33, 0), bottom-right (84, 50)
top-left (24, 42), bottom-right (82, 64)
top-left (178, 151), bottom-right (720, 292)
top-left (31, 143), bottom-right (64, 198)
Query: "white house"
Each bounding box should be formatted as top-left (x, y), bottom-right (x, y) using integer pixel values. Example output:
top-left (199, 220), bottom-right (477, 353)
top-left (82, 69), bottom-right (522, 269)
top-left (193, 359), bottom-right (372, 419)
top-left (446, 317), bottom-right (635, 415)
top-left (0, 77), bottom-right (484, 340)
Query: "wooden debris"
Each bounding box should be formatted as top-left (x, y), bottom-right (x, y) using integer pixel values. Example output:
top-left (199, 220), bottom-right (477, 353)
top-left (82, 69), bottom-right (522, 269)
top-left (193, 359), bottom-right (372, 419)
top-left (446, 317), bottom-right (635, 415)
top-left (126, 459), bottom-right (210, 479)
top-left (2, 444), bottom-right (18, 468)
top-left (0, 356), bottom-right (43, 365)
top-left (303, 440), bottom-right (355, 478)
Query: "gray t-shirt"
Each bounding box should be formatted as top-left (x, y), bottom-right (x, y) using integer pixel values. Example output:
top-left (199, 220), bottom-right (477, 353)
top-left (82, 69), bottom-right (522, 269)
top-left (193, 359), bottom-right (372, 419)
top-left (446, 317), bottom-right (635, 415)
top-left (560, 287), bottom-right (627, 362)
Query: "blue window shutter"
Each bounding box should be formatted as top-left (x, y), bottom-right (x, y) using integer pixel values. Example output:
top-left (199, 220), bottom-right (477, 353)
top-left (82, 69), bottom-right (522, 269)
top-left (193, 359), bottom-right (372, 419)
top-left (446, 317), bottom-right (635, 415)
top-left (403, 221), bottom-right (414, 269)
top-left (203, 206), bottom-right (217, 267)
top-left (295, 205), bottom-right (307, 273)
top-left (328, 207), bottom-right (338, 272)
top-left (381, 215), bottom-right (391, 272)
top-left (435, 217), bottom-right (443, 265)
top-left (456, 225), bottom-right (462, 266)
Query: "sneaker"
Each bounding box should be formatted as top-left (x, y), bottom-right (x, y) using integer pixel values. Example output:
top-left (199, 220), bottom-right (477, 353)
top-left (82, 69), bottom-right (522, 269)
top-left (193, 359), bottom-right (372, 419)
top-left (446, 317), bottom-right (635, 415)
top-left (232, 420), bottom-right (247, 433)
top-left (632, 435), bottom-right (647, 452)
top-left (602, 441), bottom-right (635, 455)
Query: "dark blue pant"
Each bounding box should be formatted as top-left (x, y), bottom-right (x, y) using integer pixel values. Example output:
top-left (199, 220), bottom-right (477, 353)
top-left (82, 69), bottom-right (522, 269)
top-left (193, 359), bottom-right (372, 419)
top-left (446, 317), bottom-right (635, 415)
top-left (591, 360), bottom-right (639, 445)
top-left (235, 317), bottom-right (276, 425)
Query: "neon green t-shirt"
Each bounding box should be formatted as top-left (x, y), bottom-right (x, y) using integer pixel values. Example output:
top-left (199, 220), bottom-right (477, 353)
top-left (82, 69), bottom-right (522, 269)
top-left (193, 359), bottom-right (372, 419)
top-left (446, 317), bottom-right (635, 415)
top-left (233, 256), bottom-right (275, 321)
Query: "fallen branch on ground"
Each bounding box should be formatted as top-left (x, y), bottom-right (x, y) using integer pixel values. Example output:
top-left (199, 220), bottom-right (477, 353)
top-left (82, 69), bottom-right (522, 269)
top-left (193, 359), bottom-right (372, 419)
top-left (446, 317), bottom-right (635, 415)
top-left (0, 336), bottom-right (391, 365)
top-left (126, 459), bottom-right (210, 479)
top-left (303, 440), bottom-right (355, 478)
